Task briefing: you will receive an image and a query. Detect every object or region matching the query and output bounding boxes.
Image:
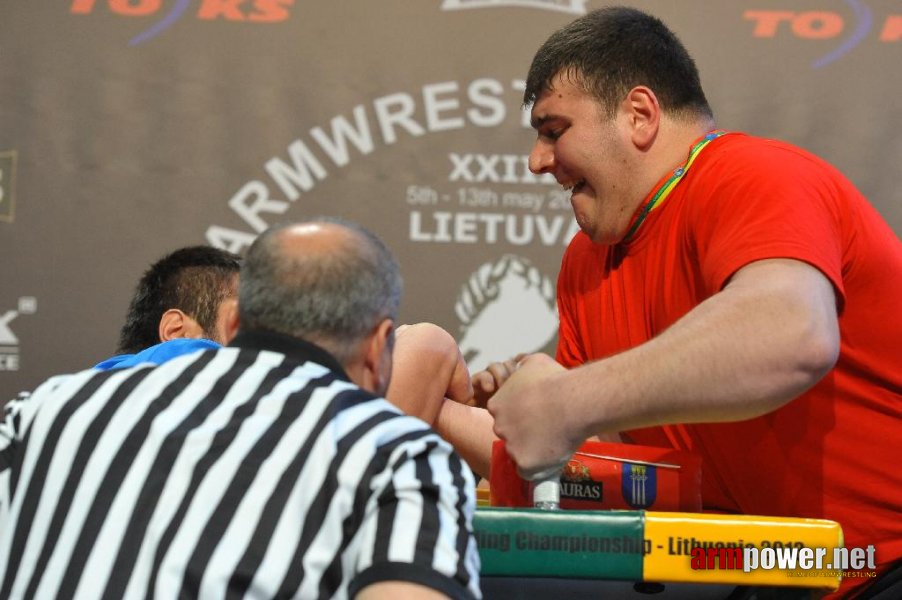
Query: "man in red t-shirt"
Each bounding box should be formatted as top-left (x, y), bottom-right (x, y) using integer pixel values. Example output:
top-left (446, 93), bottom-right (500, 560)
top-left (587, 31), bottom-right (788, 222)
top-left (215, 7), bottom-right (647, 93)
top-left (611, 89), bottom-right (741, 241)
top-left (486, 7), bottom-right (902, 597)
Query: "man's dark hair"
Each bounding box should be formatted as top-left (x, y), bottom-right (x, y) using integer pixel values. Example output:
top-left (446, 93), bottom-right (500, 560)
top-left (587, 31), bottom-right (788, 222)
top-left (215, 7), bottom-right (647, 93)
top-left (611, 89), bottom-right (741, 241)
top-left (116, 246), bottom-right (241, 354)
top-left (239, 217), bottom-right (402, 364)
top-left (524, 6), bottom-right (713, 120)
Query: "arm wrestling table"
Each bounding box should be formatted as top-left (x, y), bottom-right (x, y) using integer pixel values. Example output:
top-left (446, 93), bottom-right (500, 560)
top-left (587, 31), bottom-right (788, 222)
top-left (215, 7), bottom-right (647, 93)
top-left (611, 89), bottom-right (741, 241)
top-left (474, 508), bottom-right (843, 600)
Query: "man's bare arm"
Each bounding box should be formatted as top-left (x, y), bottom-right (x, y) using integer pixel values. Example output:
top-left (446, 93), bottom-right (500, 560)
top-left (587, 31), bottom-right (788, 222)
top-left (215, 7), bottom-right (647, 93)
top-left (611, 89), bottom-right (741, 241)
top-left (386, 323), bottom-right (472, 424)
top-left (356, 580), bottom-right (453, 600)
top-left (489, 258), bottom-right (840, 478)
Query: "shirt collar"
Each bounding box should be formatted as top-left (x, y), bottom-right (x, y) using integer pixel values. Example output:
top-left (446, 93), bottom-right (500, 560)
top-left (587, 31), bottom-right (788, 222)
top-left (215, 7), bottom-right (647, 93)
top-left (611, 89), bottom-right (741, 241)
top-left (228, 329), bottom-right (351, 382)
top-left (621, 130), bottom-right (729, 244)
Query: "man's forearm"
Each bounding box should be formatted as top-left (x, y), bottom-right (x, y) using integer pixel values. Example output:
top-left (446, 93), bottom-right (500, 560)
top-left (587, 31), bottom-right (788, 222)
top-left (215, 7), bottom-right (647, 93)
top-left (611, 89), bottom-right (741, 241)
top-left (433, 401), bottom-right (497, 480)
top-left (558, 259), bottom-right (840, 439)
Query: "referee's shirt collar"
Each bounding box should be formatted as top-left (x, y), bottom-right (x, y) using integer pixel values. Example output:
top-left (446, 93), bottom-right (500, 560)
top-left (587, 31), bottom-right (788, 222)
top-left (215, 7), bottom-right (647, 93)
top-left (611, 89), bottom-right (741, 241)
top-left (228, 329), bottom-right (351, 382)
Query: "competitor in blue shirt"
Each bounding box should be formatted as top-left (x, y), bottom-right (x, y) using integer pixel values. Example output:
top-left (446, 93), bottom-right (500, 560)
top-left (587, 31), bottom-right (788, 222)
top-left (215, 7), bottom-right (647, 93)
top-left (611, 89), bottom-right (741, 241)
top-left (94, 245), bottom-right (241, 370)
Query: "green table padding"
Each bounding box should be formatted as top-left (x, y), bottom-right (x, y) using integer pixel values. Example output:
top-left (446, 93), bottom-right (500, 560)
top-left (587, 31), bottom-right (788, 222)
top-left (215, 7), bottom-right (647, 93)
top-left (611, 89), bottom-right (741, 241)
top-left (473, 508), bottom-right (645, 579)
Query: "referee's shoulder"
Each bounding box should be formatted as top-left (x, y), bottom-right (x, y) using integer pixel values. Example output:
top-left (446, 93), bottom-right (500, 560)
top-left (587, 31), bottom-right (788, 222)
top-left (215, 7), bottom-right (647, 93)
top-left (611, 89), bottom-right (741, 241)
top-left (333, 386), bottom-right (446, 444)
top-left (23, 344), bottom-right (224, 403)
top-left (367, 396), bottom-right (459, 458)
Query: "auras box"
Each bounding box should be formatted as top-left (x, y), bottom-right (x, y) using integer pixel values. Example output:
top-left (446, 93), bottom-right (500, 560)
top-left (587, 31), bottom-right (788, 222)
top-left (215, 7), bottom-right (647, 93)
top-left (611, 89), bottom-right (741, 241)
top-left (490, 440), bottom-right (703, 512)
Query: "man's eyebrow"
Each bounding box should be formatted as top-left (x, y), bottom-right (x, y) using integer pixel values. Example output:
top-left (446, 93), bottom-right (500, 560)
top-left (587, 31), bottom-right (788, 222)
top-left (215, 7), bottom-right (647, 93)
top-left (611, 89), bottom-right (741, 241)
top-left (530, 114), bottom-right (553, 129)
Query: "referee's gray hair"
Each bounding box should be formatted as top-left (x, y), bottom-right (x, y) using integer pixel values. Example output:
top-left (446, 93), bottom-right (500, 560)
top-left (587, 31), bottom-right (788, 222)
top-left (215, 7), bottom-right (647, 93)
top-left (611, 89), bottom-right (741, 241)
top-left (238, 217), bottom-right (402, 363)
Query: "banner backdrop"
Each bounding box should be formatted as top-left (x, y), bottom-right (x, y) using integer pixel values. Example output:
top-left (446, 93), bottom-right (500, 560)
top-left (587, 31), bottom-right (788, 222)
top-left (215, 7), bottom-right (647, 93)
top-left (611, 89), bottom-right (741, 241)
top-left (2, 1), bottom-right (900, 397)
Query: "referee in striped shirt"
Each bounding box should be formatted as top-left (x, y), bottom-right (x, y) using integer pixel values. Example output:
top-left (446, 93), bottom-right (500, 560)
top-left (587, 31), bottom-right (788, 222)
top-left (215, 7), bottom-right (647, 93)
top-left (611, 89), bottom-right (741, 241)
top-left (0, 218), bottom-right (482, 600)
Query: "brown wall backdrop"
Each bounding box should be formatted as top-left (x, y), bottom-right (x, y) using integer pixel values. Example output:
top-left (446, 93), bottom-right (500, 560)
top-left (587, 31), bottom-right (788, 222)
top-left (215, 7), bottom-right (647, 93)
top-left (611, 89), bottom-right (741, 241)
top-left (2, 0), bottom-right (900, 397)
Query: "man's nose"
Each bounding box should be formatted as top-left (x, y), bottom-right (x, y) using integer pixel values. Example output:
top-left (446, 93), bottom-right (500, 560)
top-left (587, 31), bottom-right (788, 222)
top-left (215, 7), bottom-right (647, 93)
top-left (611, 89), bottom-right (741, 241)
top-left (528, 140), bottom-right (555, 175)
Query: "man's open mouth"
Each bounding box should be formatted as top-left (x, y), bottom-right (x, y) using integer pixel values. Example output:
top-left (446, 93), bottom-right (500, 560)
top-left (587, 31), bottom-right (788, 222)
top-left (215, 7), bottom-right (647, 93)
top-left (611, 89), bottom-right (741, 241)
top-left (563, 179), bottom-right (586, 194)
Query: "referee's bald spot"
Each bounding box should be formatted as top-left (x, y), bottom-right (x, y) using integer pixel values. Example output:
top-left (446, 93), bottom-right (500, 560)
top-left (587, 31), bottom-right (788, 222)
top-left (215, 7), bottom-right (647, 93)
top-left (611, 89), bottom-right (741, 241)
top-left (277, 222), bottom-right (359, 255)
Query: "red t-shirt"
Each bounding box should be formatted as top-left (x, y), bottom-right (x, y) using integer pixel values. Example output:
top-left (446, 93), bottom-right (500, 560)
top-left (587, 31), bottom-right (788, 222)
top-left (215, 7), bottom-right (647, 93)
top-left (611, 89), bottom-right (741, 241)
top-left (556, 133), bottom-right (902, 594)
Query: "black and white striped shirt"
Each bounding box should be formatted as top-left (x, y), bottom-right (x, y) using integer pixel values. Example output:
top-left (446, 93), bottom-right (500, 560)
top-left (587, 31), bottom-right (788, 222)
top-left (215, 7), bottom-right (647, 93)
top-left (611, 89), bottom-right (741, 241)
top-left (0, 330), bottom-right (481, 599)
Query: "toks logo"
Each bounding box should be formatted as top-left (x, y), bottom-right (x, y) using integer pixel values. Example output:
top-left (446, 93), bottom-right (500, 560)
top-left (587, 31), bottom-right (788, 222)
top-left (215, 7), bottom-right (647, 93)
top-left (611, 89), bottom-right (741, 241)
top-left (70, 0), bottom-right (296, 46)
top-left (744, 2), bottom-right (901, 68)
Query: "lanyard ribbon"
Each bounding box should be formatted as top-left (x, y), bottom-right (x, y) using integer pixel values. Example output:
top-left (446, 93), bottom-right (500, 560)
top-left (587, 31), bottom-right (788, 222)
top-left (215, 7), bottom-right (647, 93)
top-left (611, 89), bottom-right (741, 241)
top-left (622, 130), bottom-right (728, 242)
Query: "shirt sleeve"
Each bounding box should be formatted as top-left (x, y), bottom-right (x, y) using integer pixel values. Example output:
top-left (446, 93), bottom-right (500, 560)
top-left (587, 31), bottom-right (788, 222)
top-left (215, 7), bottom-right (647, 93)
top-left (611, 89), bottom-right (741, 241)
top-left (350, 432), bottom-right (482, 600)
top-left (0, 373), bottom-right (80, 524)
top-left (689, 141), bottom-right (846, 306)
top-left (0, 391), bottom-right (33, 524)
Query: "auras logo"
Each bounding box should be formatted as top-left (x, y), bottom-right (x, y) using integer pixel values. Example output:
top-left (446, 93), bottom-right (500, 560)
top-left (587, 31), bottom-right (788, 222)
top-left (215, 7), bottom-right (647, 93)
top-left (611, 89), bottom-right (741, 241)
top-left (70, 0), bottom-right (296, 46)
top-left (744, 1), bottom-right (900, 68)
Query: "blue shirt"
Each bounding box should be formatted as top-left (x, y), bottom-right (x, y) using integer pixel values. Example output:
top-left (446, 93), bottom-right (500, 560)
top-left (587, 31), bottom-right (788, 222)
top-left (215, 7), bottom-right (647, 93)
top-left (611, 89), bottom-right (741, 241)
top-left (93, 338), bottom-right (221, 370)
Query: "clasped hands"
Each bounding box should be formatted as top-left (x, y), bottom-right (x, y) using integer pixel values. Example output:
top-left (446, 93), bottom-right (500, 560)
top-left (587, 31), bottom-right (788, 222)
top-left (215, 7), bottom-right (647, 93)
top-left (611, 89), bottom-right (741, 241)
top-left (468, 352), bottom-right (583, 481)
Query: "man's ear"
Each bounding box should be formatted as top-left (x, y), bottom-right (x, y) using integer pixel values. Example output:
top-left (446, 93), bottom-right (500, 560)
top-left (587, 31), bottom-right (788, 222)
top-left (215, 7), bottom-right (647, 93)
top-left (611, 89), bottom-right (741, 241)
top-left (158, 308), bottom-right (203, 342)
top-left (221, 298), bottom-right (240, 344)
top-left (364, 318), bottom-right (395, 393)
top-left (623, 86), bottom-right (660, 150)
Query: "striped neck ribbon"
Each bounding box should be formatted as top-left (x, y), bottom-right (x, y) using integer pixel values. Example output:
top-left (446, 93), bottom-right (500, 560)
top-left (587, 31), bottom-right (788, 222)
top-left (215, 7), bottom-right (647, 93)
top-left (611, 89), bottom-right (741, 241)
top-left (622, 130), bottom-right (728, 242)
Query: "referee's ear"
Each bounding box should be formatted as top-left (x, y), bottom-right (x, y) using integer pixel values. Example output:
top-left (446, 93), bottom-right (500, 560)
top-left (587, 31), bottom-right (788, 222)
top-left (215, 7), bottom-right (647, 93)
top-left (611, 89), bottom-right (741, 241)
top-left (362, 318), bottom-right (395, 397)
